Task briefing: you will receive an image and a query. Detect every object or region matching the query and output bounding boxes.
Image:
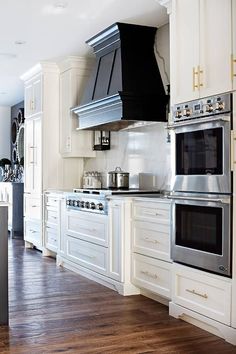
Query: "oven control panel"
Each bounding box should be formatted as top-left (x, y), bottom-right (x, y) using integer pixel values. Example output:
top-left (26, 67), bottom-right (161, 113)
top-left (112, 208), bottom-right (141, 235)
top-left (172, 93), bottom-right (231, 123)
top-left (66, 194), bottom-right (108, 215)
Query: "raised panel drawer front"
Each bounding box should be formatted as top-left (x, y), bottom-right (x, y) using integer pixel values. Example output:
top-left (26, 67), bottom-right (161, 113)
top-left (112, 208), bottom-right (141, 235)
top-left (132, 253), bottom-right (172, 299)
top-left (24, 196), bottom-right (41, 220)
top-left (66, 210), bottom-right (108, 246)
top-left (24, 220), bottom-right (41, 246)
top-left (45, 207), bottom-right (58, 226)
top-left (133, 201), bottom-right (170, 224)
top-left (66, 235), bottom-right (108, 275)
top-left (133, 220), bottom-right (170, 262)
top-left (45, 225), bottom-right (58, 252)
top-left (45, 194), bottom-right (60, 208)
top-left (173, 264), bottom-right (232, 325)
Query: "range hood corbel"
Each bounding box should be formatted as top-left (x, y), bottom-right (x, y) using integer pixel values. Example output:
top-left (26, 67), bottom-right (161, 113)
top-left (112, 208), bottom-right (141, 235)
top-left (72, 22), bottom-right (169, 131)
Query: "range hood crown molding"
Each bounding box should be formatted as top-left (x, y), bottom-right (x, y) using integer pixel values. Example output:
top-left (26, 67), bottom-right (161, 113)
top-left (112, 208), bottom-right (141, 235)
top-left (72, 22), bottom-right (169, 131)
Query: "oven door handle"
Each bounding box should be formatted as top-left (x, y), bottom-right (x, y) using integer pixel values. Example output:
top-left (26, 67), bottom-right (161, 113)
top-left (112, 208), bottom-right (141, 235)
top-left (167, 195), bottom-right (230, 204)
top-left (168, 115), bottom-right (230, 129)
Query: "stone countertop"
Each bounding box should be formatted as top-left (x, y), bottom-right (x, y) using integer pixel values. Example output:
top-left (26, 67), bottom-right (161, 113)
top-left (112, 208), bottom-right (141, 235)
top-left (107, 193), bottom-right (171, 202)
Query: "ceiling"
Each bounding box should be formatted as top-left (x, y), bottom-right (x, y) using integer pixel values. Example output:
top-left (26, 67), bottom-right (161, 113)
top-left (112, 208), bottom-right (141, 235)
top-left (0, 0), bottom-right (168, 107)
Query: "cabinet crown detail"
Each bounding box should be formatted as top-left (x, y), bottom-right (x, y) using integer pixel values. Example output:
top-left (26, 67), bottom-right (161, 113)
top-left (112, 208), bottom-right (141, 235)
top-left (20, 62), bottom-right (59, 82)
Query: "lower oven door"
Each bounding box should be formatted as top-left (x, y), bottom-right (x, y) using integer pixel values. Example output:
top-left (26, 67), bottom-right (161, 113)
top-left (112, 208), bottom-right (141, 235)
top-left (170, 194), bottom-right (231, 277)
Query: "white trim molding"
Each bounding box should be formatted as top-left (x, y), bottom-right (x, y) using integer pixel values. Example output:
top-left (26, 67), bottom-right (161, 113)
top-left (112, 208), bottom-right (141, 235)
top-left (157, 0), bottom-right (172, 14)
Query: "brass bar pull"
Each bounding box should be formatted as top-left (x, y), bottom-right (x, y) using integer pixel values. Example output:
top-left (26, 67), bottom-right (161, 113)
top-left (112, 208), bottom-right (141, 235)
top-left (192, 67), bottom-right (199, 91)
top-left (140, 270), bottom-right (158, 279)
top-left (142, 236), bottom-right (159, 244)
top-left (186, 288), bottom-right (208, 299)
top-left (198, 65), bottom-right (203, 88)
top-left (231, 54), bottom-right (236, 81)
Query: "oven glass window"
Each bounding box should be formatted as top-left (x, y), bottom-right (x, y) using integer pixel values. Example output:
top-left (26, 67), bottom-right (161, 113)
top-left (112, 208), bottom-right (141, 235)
top-left (176, 204), bottom-right (222, 254)
top-left (176, 127), bottom-right (223, 175)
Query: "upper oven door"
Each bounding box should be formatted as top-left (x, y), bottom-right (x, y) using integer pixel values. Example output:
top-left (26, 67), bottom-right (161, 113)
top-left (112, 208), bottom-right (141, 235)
top-left (172, 117), bottom-right (231, 194)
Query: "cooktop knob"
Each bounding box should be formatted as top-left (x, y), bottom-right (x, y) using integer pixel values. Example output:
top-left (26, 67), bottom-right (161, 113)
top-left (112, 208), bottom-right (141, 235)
top-left (206, 104), bottom-right (213, 113)
top-left (216, 101), bottom-right (224, 111)
top-left (90, 202), bottom-right (96, 210)
top-left (73, 200), bottom-right (78, 207)
top-left (66, 199), bottom-right (71, 206)
top-left (97, 203), bottom-right (104, 211)
top-left (79, 201), bottom-right (85, 208)
top-left (85, 201), bottom-right (90, 209)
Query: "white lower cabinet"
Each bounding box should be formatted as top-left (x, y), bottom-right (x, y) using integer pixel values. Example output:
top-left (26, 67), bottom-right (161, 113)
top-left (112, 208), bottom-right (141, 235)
top-left (24, 219), bottom-right (41, 247)
top-left (172, 264), bottom-right (232, 325)
top-left (66, 235), bottom-right (108, 275)
top-left (44, 191), bottom-right (63, 254)
top-left (58, 197), bottom-right (139, 295)
top-left (131, 198), bottom-right (172, 299)
top-left (132, 253), bottom-right (171, 299)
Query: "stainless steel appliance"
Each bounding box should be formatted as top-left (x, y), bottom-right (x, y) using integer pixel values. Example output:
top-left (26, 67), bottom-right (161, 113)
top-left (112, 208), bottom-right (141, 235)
top-left (170, 192), bottom-right (231, 277)
top-left (170, 93), bottom-right (232, 194)
top-left (66, 188), bottom-right (159, 215)
top-left (107, 167), bottom-right (129, 189)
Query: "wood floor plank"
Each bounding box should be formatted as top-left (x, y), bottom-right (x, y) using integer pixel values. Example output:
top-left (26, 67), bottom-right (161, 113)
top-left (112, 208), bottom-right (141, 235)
top-left (0, 238), bottom-right (235, 353)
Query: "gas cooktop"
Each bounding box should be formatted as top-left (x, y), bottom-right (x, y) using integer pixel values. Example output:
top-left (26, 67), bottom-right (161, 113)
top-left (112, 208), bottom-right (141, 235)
top-left (73, 188), bottom-right (160, 195)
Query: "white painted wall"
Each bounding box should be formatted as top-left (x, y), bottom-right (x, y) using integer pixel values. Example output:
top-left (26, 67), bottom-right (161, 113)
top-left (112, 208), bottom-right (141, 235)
top-left (84, 23), bottom-right (171, 191)
top-left (0, 106), bottom-right (11, 160)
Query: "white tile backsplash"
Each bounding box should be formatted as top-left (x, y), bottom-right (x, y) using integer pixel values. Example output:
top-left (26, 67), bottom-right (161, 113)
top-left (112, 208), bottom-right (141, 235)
top-left (84, 123), bottom-right (171, 190)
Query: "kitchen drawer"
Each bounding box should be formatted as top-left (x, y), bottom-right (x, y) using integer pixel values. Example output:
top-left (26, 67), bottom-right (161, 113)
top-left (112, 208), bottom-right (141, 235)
top-left (45, 194), bottom-right (60, 208)
top-left (24, 219), bottom-right (41, 246)
top-left (45, 225), bottom-right (58, 253)
top-left (132, 220), bottom-right (170, 262)
top-left (24, 195), bottom-right (41, 220)
top-left (66, 235), bottom-right (108, 275)
top-left (45, 207), bottom-right (58, 225)
top-left (172, 264), bottom-right (232, 325)
top-left (132, 201), bottom-right (170, 224)
top-left (66, 210), bottom-right (108, 246)
top-left (132, 253), bottom-right (172, 299)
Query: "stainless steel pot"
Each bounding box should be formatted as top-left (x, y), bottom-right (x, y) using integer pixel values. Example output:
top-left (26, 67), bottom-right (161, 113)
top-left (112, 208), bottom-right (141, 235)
top-left (107, 167), bottom-right (129, 189)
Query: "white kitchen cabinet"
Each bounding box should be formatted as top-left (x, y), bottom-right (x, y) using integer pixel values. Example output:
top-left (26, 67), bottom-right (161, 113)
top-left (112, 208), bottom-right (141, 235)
top-left (57, 197), bottom-right (139, 296)
top-left (172, 263), bottom-right (232, 325)
top-left (24, 116), bottom-right (41, 195)
top-left (58, 57), bottom-right (96, 158)
top-left (44, 191), bottom-right (64, 254)
top-left (232, 0), bottom-right (236, 89)
top-left (24, 73), bottom-right (42, 118)
top-left (170, 0), bottom-right (232, 105)
top-left (131, 198), bottom-right (172, 299)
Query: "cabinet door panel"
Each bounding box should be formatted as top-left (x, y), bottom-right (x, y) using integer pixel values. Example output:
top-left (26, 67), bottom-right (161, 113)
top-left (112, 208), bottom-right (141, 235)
top-left (199, 0), bottom-right (232, 96)
top-left (170, 0), bottom-right (200, 104)
top-left (33, 117), bottom-right (42, 194)
top-left (25, 84), bottom-right (33, 118)
top-left (32, 76), bottom-right (42, 115)
top-left (24, 119), bottom-right (34, 193)
top-left (232, 0), bottom-right (236, 90)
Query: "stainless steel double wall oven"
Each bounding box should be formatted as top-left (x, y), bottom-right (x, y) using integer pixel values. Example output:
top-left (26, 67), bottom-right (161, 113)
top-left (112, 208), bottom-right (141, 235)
top-left (170, 92), bottom-right (232, 277)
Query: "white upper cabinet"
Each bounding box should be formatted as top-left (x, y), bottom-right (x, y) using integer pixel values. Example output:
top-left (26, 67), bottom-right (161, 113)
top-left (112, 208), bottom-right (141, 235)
top-left (232, 0), bottom-right (236, 89)
top-left (24, 74), bottom-right (42, 118)
top-left (58, 57), bottom-right (96, 158)
top-left (170, 0), bottom-right (232, 105)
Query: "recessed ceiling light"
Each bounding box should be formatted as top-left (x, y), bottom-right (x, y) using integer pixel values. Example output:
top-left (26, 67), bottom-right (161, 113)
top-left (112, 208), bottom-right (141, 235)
top-left (15, 40), bottom-right (26, 45)
top-left (0, 53), bottom-right (17, 60)
top-left (54, 1), bottom-right (68, 9)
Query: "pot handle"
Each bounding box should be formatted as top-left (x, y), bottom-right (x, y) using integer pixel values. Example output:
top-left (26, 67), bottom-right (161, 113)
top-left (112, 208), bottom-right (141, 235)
top-left (115, 167), bottom-right (122, 172)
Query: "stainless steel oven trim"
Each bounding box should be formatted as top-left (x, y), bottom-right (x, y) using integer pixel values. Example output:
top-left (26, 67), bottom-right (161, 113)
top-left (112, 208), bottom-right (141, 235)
top-left (170, 196), bottom-right (231, 277)
top-left (171, 117), bottom-right (231, 194)
top-left (168, 114), bottom-right (230, 129)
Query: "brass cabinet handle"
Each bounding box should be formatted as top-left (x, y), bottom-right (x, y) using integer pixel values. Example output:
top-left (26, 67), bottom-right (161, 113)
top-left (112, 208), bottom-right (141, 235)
top-left (231, 54), bottom-right (236, 81)
top-left (192, 67), bottom-right (199, 91)
top-left (186, 288), bottom-right (208, 299)
top-left (140, 270), bottom-right (158, 279)
top-left (142, 236), bottom-right (159, 244)
top-left (198, 65), bottom-right (203, 88)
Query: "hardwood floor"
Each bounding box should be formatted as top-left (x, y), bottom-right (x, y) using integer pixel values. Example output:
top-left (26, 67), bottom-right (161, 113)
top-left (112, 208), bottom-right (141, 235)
top-left (0, 238), bottom-right (235, 353)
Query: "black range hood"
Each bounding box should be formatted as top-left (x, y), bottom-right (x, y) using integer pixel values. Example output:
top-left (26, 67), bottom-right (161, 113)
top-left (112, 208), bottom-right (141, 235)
top-left (72, 22), bottom-right (168, 131)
